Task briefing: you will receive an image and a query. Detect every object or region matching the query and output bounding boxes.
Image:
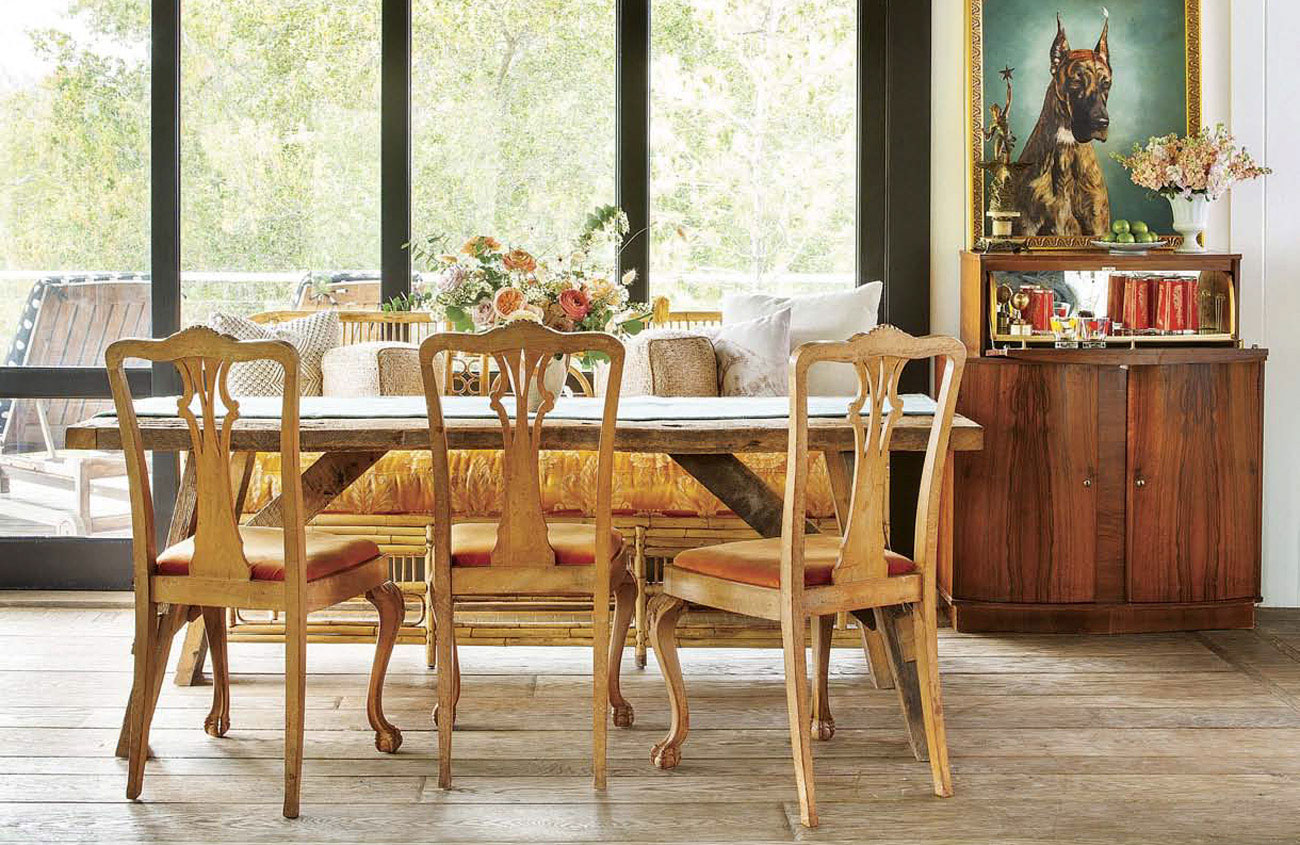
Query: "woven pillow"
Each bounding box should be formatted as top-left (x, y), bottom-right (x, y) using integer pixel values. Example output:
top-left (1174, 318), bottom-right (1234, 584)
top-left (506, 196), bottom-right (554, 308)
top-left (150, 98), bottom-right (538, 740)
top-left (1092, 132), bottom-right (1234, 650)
top-left (209, 311), bottom-right (340, 396)
top-left (620, 329), bottom-right (719, 397)
top-left (712, 308), bottom-right (791, 397)
top-left (322, 341), bottom-right (444, 397)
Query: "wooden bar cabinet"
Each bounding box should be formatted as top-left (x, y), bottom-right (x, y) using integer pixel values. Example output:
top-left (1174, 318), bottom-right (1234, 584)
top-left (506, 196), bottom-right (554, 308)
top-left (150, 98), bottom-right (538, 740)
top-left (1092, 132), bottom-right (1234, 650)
top-left (946, 251), bottom-right (1266, 633)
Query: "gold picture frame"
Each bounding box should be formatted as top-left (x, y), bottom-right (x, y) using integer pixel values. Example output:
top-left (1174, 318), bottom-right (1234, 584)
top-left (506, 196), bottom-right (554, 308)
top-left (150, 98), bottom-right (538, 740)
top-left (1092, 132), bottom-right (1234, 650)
top-left (966, 0), bottom-right (1202, 250)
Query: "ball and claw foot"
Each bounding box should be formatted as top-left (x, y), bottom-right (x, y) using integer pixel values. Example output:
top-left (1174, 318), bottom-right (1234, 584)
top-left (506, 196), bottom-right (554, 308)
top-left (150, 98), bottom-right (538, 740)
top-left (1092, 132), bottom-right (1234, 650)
top-left (812, 717), bottom-right (836, 741)
top-left (650, 742), bottom-right (681, 769)
top-left (203, 714), bottom-right (229, 738)
top-left (612, 702), bottom-right (635, 728)
top-left (374, 725), bottom-right (403, 754)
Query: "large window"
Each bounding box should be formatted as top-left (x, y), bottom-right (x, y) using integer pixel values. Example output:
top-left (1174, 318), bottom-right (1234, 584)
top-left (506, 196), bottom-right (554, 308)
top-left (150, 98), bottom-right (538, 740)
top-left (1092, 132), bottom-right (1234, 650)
top-left (650, 0), bottom-right (857, 307)
top-left (179, 0), bottom-right (383, 323)
top-left (411, 0), bottom-right (616, 266)
top-left (0, 1), bottom-right (150, 538)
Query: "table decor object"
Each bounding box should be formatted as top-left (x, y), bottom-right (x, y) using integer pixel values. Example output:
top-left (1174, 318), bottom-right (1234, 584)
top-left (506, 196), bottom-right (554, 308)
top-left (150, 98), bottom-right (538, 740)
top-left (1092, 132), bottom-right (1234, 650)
top-left (1113, 124), bottom-right (1270, 253)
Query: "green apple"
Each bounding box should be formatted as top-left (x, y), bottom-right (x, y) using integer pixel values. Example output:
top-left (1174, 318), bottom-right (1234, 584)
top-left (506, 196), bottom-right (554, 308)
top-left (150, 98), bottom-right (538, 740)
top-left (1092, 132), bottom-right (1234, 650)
top-left (1137, 232), bottom-right (1157, 244)
top-left (1117, 232), bottom-right (1136, 244)
top-left (1111, 219), bottom-right (1131, 235)
top-left (1130, 220), bottom-right (1149, 235)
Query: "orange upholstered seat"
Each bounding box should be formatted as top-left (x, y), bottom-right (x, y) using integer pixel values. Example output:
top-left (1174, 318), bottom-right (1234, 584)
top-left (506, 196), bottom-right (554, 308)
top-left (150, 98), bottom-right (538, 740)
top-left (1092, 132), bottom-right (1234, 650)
top-left (156, 525), bottom-right (382, 582)
top-left (672, 534), bottom-right (915, 589)
top-left (449, 522), bottom-right (625, 567)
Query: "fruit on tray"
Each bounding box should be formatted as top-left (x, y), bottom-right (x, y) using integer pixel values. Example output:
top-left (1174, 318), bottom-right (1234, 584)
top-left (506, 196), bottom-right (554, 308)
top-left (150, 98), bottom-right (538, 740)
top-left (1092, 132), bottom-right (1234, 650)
top-left (1098, 219), bottom-right (1161, 245)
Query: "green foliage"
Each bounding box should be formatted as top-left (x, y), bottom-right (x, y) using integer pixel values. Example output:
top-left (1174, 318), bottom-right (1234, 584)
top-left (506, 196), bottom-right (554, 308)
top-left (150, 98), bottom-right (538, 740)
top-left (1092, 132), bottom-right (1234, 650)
top-left (1, 0), bottom-right (857, 316)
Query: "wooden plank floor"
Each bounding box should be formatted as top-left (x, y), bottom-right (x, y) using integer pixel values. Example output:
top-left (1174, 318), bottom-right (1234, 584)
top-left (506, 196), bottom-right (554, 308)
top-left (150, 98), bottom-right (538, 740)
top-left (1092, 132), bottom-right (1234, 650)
top-left (1, 604), bottom-right (1299, 843)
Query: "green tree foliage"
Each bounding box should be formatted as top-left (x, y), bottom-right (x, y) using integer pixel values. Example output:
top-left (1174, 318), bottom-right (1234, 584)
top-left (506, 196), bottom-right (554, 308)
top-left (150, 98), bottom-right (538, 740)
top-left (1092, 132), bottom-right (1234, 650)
top-left (1, 0), bottom-right (856, 314)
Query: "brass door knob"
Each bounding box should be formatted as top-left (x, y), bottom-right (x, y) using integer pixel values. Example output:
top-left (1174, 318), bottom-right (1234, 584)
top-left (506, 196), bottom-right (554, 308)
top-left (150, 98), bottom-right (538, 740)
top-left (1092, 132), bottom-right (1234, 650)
top-left (1135, 478), bottom-right (1146, 488)
top-left (1083, 479), bottom-right (1092, 488)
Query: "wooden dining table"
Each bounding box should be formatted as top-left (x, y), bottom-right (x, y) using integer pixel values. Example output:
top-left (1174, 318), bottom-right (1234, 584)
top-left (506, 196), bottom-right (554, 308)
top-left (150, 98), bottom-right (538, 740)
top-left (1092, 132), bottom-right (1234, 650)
top-left (65, 393), bottom-right (982, 761)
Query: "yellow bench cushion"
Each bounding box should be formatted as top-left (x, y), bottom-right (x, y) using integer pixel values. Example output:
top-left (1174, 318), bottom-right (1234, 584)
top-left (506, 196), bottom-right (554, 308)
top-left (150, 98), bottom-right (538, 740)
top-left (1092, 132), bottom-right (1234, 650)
top-left (243, 450), bottom-right (837, 520)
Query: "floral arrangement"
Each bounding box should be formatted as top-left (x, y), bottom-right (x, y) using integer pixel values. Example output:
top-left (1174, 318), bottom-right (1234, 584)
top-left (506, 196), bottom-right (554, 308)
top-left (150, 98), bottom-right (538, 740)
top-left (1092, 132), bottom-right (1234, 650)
top-left (1113, 124), bottom-right (1270, 201)
top-left (403, 206), bottom-right (649, 358)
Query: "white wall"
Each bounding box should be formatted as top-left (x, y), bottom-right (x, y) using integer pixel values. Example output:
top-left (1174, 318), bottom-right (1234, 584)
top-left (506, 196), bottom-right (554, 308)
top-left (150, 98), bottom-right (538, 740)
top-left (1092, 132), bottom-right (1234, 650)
top-left (931, 0), bottom-right (1298, 605)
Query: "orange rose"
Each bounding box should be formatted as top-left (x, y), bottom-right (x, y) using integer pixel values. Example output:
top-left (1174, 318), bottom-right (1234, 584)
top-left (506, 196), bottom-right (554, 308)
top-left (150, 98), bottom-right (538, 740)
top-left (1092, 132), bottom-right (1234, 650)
top-left (502, 249), bottom-right (537, 274)
top-left (461, 235), bottom-right (502, 255)
top-left (493, 286), bottom-right (526, 318)
top-left (558, 287), bottom-right (591, 321)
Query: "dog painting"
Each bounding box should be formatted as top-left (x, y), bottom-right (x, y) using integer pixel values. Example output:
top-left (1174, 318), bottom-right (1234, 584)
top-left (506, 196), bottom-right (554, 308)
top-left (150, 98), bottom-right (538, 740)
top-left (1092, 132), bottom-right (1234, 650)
top-left (1016, 12), bottom-right (1113, 236)
top-left (970, 0), bottom-right (1200, 247)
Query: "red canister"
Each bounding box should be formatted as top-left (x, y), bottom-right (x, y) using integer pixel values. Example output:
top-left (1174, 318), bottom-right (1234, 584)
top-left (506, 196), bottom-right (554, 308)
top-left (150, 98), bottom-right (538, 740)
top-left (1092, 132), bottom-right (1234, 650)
top-left (1155, 277), bottom-right (1184, 333)
top-left (1124, 277), bottom-right (1151, 332)
top-left (1025, 287), bottom-right (1054, 333)
top-left (1183, 278), bottom-right (1201, 332)
top-left (1107, 274), bottom-right (1127, 324)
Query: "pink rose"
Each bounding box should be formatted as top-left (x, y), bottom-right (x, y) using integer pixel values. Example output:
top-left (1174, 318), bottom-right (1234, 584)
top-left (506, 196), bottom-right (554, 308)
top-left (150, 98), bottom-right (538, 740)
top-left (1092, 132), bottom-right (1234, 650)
top-left (558, 287), bottom-right (591, 321)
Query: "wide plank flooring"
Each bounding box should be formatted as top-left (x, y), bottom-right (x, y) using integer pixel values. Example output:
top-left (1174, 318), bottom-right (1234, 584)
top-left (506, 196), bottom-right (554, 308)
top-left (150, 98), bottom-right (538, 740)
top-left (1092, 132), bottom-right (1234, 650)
top-left (1, 601), bottom-right (1299, 843)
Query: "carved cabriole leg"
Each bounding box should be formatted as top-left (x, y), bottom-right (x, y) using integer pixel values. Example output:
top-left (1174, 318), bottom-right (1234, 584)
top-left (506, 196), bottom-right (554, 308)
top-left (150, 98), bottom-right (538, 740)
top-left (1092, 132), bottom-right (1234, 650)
top-left (202, 607), bottom-right (231, 738)
top-left (913, 592), bottom-right (953, 797)
top-left (810, 615), bottom-right (835, 741)
top-left (610, 573), bottom-right (636, 728)
top-left (364, 582), bottom-right (404, 753)
top-left (648, 594), bottom-right (688, 769)
top-left (633, 526), bottom-right (648, 669)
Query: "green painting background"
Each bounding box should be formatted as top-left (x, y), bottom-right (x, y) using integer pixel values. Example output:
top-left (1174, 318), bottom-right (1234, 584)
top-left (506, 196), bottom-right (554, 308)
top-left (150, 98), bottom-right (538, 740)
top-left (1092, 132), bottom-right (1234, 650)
top-left (981, 0), bottom-right (1190, 235)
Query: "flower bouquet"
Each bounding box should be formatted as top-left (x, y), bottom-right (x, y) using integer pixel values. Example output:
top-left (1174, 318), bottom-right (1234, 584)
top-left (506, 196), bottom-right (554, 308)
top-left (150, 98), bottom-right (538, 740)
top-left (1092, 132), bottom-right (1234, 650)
top-left (1112, 124), bottom-right (1269, 252)
top-left (1112, 124), bottom-right (1270, 201)
top-left (406, 205), bottom-right (650, 365)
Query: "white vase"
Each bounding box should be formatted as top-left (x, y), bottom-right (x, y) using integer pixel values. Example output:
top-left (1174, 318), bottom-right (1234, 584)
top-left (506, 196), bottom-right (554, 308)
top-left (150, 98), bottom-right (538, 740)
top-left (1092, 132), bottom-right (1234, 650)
top-left (1169, 194), bottom-right (1212, 253)
top-left (526, 355), bottom-right (567, 412)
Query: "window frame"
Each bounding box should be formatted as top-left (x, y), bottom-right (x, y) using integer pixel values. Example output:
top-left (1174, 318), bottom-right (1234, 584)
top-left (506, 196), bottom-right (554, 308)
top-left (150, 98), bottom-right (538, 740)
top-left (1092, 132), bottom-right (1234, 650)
top-left (0, 0), bottom-right (930, 587)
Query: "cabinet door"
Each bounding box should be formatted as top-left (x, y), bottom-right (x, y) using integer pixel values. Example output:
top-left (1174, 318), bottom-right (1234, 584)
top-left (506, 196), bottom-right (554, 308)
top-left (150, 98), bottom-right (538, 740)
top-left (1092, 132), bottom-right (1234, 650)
top-left (1127, 363), bottom-right (1263, 603)
top-left (953, 361), bottom-right (1119, 603)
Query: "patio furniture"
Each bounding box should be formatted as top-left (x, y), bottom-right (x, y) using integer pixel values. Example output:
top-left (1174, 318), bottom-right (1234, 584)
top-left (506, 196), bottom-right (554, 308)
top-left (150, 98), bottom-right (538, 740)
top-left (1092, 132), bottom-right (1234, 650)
top-left (647, 326), bottom-right (968, 828)
top-left (419, 322), bottom-right (637, 790)
top-left (106, 326), bottom-right (404, 819)
top-left (0, 274), bottom-right (149, 535)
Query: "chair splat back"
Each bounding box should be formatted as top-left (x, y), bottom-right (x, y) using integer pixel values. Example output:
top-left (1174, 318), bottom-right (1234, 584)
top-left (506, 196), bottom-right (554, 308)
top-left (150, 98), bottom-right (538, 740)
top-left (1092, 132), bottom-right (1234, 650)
top-left (106, 326), bottom-right (306, 585)
top-left (418, 321), bottom-right (625, 569)
top-left (784, 325), bottom-right (967, 586)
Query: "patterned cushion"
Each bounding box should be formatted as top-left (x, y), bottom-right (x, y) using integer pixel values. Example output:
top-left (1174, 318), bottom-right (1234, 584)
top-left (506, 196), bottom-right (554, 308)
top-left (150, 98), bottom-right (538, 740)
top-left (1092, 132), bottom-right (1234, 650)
top-left (620, 329), bottom-right (719, 397)
top-left (672, 534), bottom-right (915, 589)
top-left (209, 311), bottom-right (340, 396)
top-left (322, 341), bottom-right (437, 397)
top-left (712, 308), bottom-right (791, 396)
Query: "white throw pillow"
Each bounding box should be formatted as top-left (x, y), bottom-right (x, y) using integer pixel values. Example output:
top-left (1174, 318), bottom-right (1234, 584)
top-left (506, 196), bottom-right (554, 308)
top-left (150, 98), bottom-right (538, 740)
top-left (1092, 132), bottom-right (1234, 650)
top-left (722, 282), bottom-right (884, 395)
top-left (209, 310), bottom-right (340, 396)
top-left (711, 308), bottom-right (791, 397)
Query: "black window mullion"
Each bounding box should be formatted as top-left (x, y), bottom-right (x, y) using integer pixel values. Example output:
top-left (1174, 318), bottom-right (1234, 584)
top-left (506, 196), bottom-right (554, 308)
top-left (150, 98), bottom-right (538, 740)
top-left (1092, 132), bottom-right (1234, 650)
top-left (616, 0), bottom-right (650, 305)
top-left (381, 0), bottom-right (413, 305)
top-left (859, 0), bottom-right (887, 291)
top-left (151, 0), bottom-right (183, 549)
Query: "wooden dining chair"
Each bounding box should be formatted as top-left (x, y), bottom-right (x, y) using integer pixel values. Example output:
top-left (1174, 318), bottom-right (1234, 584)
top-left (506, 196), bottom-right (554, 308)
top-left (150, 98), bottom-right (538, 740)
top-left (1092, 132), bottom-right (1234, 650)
top-left (418, 321), bottom-right (637, 791)
top-left (646, 325), bottom-right (967, 828)
top-left (106, 326), bottom-right (404, 819)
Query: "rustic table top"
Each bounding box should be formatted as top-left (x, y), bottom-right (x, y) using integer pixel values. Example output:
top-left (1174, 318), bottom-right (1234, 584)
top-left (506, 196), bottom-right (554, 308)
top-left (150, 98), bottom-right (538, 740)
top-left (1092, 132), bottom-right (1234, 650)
top-left (65, 395), bottom-right (983, 455)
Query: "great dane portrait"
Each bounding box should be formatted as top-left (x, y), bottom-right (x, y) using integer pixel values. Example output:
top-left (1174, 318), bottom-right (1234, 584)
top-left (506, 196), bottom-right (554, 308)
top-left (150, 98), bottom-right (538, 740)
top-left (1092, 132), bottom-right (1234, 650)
top-left (1016, 11), bottom-right (1113, 236)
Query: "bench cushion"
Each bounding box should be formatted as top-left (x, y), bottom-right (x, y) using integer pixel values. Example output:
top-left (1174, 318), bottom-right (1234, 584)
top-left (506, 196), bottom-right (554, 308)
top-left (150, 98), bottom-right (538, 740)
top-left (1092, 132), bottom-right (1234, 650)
top-left (449, 522), bottom-right (624, 567)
